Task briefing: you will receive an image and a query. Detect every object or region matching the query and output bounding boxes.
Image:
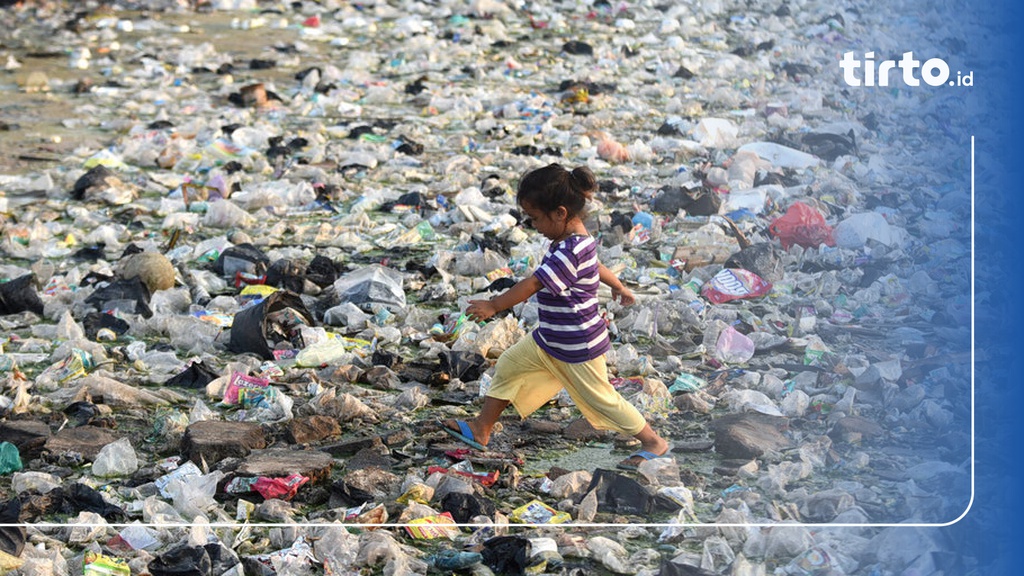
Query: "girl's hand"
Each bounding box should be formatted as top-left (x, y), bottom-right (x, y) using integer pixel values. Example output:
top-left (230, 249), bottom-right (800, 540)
top-left (467, 299), bottom-right (498, 321)
top-left (612, 286), bottom-right (635, 306)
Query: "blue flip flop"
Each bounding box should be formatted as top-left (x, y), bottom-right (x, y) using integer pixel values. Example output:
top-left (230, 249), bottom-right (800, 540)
top-left (616, 448), bottom-right (669, 471)
top-left (440, 420), bottom-right (486, 451)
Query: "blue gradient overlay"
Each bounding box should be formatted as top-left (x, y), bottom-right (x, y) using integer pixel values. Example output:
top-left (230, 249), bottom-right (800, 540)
top-left (797, 0), bottom-right (1018, 570)
top-left (972, 0), bottom-right (1024, 573)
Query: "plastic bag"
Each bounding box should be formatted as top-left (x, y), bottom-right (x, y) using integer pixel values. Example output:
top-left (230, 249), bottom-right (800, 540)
top-left (509, 500), bottom-right (571, 524)
top-left (91, 438), bottom-right (139, 478)
top-left (228, 290), bottom-right (314, 360)
top-left (332, 265), bottom-right (406, 312)
top-left (701, 268), bottom-right (772, 304)
top-left (253, 474), bottom-right (309, 501)
top-left (769, 202), bottom-right (835, 249)
top-left (0, 443), bottom-right (22, 475)
top-left (84, 551), bottom-right (130, 576)
top-left (404, 512), bottom-right (460, 540)
top-left (715, 326), bottom-right (755, 364)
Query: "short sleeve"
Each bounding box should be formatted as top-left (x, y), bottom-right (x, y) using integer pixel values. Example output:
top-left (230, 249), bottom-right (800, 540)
top-left (533, 241), bottom-right (579, 295)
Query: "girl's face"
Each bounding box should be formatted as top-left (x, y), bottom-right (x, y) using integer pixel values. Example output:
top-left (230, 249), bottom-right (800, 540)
top-left (519, 200), bottom-right (568, 241)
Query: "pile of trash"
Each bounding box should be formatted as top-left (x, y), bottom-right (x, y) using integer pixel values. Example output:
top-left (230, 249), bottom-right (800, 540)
top-left (0, 0), bottom-right (979, 574)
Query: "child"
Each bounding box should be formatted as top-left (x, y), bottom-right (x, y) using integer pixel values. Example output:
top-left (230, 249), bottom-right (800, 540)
top-left (442, 163), bottom-right (670, 470)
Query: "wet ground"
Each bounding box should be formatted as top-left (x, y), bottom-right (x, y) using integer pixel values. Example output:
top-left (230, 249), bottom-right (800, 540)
top-left (0, 0), bottom-right (981, 574)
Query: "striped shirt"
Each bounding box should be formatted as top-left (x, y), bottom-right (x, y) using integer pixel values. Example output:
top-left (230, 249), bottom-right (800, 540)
top-left (532, 234), bottom-right (610, 363)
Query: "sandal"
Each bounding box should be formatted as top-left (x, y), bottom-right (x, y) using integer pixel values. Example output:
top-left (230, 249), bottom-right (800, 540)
top-left (616, 446), bottom-right (671, 471)
top-left (439, 420), bottom-right (486, 451)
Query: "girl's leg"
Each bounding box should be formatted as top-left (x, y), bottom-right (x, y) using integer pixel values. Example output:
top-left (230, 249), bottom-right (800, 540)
top-left (614, 422), bottom-right (671, 469)
top-left (632, 422), bottom-right (669, 456)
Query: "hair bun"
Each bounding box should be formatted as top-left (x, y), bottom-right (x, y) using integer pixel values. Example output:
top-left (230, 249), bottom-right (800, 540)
top-left (569, 166), bottom-right (597, 199)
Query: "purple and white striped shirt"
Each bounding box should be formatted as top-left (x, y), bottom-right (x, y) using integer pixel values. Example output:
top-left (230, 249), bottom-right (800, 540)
top-left (532, 234), bottom-right (610, 363)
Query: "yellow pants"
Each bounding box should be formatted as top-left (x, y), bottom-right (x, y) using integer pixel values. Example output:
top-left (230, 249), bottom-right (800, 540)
top-left (486, 335), bottom-right (647, 436)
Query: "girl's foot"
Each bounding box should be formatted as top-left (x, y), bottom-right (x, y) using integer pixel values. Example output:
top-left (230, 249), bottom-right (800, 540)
top-left (616, 437), bottom-right (670, 470)
top-left (442, 419), bottom-right (490, 447)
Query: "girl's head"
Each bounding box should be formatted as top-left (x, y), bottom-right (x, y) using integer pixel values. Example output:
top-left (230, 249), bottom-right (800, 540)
top-left (516, 163), bottom-right (596, 219)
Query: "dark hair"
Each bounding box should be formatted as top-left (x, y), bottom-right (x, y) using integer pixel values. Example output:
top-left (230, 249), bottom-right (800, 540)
top-left (516, 163), bottom-right (596, 219)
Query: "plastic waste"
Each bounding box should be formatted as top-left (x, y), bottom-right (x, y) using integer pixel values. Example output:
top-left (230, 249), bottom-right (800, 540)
top-left (148, 544), bottom-right (212, 576)
top-left (404, 512), bottom-right (460, 539)
top-left (253, 474), bottom-right (310, 501)
top-left (85, 277), bottom-right (154, 317)
top-left (481, 536), bottom-right (531, 576)
top-left (0, 1), bottom-right (979, 570)
top-left (228, 290), bottom-right (314, 360)
top-left (653, 185), bottom-right (722, 216)
top-left (692, 118), bottom-right (738, 148)
top-left (669, 373), bottom-right (707, 394)
top-left (769, 202), bottom-right (835, 249)
top-left (11, 471), bottom-right (61, 494)
top-left (0, 443), bottom-right (22, 475)
top-left (430, 549), bottom-right (484, 571)
top-left (833, 211), bottom-right (900, 248)
top-left (332, 265), bottom-right (407, 312)
top-left (509, 500), bottom-right (571, 524)
top-left (0, 499), bottom-right (26, 558)
top-left (91, 437), bottom-right (139, 478)
top-left (737, 142), bottom-right (820, 169)
top-left (84, 551), bottom-right (130, 576)
top-left (702, 268), bottom-right (773, 304)
top-left (583, 470), bottom-right (654, 516)
top-left (715, 326), bottom-right (755, 364)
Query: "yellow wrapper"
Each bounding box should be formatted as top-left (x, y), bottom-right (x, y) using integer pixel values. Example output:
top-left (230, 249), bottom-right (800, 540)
top-left (510, 500), bottom-right (571, 525)
top-left (404, 513), bottom-right (460, 539)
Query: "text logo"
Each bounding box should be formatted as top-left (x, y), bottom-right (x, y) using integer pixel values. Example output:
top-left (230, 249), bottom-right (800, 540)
top-left (840, 51), bottom-right (973, 87)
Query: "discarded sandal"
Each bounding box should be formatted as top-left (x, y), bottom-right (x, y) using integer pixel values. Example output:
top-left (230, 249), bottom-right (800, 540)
top-left (440, 420), bottom-right (486, 451)
top-left (616, 448), bottom-right (669, 471)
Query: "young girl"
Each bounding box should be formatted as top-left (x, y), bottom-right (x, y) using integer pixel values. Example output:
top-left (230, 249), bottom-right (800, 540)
top-left (442, 163), bottom-right (670, 470)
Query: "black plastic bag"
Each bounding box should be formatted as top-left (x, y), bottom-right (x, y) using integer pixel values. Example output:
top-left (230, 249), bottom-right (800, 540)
top-left (205, 541), bottom-right (240, 575)
top-left (582, 469), bottom-right (653, 516)
top-left (65, 483), bottom-right (127, 520)
top-left (148, 544), bottom-right (212, 576)
top-left (440, 492), bottom-right (496, 524)
top-left (440, 351), bottom-right (488, 382)
top-left (228, 290), bottom-right (314, 360)
top-left (63, 401), bottom-right (100, 426)
top-left (380, 191), bottom-right (426, 212)
top-left (724, 243), bottom-right (782, 283)
top-left (562, 41), bottom-right (593, 55)
top-left (70, 165), bottom-right (116, 200)
top-left (213, 243), bottom-right (269, 277)
top-left (0, 499), bottom-right (26, 557)
top-left (164, 360), bottom-right (221, 389)
top-left (799, 130), bottom-right (857, 161)
top-left (328, 479), bottom-right (376, 508)
top-left (83, 311), bottom-right (131, 340)
top-left (0, 274), bottom-right (43, 316)
top-left (651, 185), bottom-right (721, 216)
top-left (481, 535), bottom-right (531, 576)
top-left (84, 277), bottom-right (152, 318)
top-left (265, 258), bottom-right (306, 293)
top-left (304, 255), bottom-right (339, 287)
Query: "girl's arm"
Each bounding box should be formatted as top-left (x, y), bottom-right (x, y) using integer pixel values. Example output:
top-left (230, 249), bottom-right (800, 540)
top-left (598, 263), bottom-right (635, 305)
top-left (467, 276), bottom-right (543, 321)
